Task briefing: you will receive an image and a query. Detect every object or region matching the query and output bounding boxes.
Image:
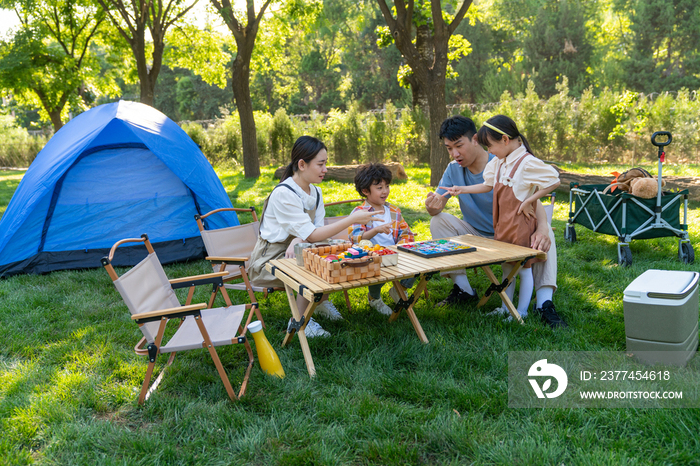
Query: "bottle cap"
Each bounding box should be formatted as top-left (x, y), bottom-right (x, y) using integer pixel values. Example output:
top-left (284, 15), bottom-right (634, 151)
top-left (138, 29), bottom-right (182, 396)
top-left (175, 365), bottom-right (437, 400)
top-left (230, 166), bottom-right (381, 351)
top-left (248, 321), bottom-right (263, 333)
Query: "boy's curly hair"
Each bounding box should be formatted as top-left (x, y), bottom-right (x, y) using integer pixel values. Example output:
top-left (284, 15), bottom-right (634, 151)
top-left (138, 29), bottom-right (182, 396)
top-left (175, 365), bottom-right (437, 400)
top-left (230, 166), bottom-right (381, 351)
top-left (354, 163), bottom-right (392, 198)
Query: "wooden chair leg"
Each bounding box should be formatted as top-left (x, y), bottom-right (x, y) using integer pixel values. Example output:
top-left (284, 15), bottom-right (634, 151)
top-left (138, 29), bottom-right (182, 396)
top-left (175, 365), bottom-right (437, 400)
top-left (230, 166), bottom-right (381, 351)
top-left (138, 361), bottom-right (157, 405)
top-left (237, 337), bottom-right (255, 399)
top-left (195, 315), bottom-right (237, 401)
top-left (138, 318), bottom-right (173, 404)
top-left (185, 286), bottom-right (196, 306)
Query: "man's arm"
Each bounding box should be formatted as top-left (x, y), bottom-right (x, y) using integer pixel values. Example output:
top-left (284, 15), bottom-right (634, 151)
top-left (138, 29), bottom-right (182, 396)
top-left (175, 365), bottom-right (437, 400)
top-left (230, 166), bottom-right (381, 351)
top-left (530, 200), bottom-right (552, 252)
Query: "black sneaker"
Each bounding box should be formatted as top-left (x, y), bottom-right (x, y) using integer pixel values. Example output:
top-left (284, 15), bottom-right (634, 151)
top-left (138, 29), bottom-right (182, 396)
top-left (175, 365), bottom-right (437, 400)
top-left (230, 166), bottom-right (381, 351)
top-left (534, 300), bottom-right (568, 328)
top-left (436, 284), bottom-right (478, 308)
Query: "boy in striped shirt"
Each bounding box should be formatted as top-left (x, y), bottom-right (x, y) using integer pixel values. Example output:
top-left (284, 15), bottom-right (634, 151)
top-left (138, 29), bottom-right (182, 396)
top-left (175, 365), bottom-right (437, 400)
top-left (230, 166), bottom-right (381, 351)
top-left (349, 163), bottom-right (415, 315)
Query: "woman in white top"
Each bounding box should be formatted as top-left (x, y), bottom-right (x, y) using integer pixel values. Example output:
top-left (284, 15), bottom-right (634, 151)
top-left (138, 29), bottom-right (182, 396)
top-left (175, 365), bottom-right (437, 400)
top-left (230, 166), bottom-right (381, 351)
top-left (248, 136), bottom-right (382, 337)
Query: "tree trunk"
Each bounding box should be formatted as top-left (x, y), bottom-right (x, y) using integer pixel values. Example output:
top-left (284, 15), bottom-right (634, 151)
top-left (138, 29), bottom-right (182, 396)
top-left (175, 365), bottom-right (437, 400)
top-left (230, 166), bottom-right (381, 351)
top-left (35, 88), bottom-right (66, 131)
top-left (425, 71), bottom-right (449, 186)
top-left (48, 109), bottom-right (64, 131)
top-left (132, 31), bottom-right (156, 107)
top-left (374, 0), bottom-right (474, 186)
top-left (139, 76), bottom-right (155, 106)
top-left (232, 54), bottom-right (260, 179)
top-left (212, 0), bottom-right (271, 180)
top-left (412, 24), bottom-right (432, 117)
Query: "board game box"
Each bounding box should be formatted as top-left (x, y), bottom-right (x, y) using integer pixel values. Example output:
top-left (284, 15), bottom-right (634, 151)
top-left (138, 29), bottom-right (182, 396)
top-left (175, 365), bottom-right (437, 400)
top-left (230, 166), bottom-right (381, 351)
top-left (397, 239), bottom-right (476, 258)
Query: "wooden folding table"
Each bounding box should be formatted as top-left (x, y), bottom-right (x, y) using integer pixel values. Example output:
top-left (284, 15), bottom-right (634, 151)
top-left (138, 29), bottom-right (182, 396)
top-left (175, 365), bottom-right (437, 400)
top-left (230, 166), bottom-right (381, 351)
top-left (265, 234), bottom-right (545, 377)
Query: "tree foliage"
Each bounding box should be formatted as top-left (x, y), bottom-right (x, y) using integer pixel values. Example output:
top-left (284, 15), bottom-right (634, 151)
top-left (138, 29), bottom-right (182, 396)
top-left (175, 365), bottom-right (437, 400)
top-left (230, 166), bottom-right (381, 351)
top-left (374, 0), bottom-right (475, 185)
top-left (3, 0), bottom-right (700, 171)
top-left (615, 0), bottom-right (700, 92)
top-left (209, 0), bottom-right (273, 178)
top-left (0, 0), bottom-right (114, 129)
top-left (95, 0), bottom-right (199, 106)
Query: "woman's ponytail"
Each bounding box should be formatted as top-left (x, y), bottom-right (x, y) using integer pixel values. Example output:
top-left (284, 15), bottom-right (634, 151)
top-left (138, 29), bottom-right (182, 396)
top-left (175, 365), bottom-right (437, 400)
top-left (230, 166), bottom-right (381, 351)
top-left (280, 162), bottom-right (295, 182)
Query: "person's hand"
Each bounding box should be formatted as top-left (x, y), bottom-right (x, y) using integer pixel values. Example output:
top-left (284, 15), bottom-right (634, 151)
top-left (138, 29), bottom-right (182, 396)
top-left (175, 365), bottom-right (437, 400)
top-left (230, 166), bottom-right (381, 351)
top-left (439, 186), bottom-right (468, 196)
top-left (530, 229), bottom-right (551, 252)
top-left (285, 237), bottom-right (303, 258)
top-left (518, 199), bottom-right (535, 218)
top-left (371, 223), bottom-right (392, 235)
top-left (349, 208), bottom-right (385, 225)
top-left (425, 191), bottom-right (448, 212)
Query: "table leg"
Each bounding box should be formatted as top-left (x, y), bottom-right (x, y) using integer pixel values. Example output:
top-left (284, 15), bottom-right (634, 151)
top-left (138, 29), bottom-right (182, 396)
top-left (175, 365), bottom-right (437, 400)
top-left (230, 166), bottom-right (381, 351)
top-left (388, 280), bottom-right (406, 323)
top-left (477, 264), bottom-right (520, 308)
top-left (479, 265), bottom-right (524, 324)
top-left (389, 277), bottom-right (429, 343)
top-left (281, 284), bottom-right (318, 377)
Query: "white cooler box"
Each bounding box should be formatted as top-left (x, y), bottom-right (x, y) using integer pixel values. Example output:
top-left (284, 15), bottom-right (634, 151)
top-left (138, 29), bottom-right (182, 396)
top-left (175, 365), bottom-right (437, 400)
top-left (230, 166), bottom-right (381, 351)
top-left (623, 269), bottom-right (699, 367)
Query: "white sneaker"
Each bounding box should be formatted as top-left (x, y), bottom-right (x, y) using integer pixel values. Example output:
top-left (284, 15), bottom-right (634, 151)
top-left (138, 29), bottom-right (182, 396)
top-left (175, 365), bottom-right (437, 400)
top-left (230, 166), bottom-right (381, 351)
top-left (389, 286), bottom-right (401, 303)
top-left (302, 317), bottom-right (330, 337)
top-left (487, 305), bottom-right (509, 317)
top-left (368, 296), bottom-right (393, 316)
top-left (315, 300), bottom-right (343, 321)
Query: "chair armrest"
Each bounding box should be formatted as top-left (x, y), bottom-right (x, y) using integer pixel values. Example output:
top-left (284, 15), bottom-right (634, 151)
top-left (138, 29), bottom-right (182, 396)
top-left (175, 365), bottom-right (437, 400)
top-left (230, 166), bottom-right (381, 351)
top-left (169, 271), bottom-right (228, 284)
top-left (205, 256), bottom-right (249, 263)
top-left (168, 271), bottom-right (228, 290)
top-left (132, 303), bottom-right (207, 321)
top-left (324, 198), bottom-right (363, 207)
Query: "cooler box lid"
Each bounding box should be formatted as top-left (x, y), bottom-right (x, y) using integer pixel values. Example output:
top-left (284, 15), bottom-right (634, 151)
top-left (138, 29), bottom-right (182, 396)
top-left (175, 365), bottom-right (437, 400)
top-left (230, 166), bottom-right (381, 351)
top-left (624, 270), bottom-right (699, 304)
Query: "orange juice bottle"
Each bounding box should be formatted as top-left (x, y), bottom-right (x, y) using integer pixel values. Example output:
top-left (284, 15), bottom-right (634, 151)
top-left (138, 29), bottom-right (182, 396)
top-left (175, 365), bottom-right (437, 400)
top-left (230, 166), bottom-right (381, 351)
top-left (248, 321), bottom-right (285, 378)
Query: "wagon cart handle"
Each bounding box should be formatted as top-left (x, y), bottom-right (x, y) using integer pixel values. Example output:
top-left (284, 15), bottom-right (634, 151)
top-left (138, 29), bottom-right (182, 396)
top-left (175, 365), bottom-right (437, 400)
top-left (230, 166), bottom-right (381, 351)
top-left (650, 131), bottom-right (672, 214)
top-left (651, 131), bottom-right (672, 148)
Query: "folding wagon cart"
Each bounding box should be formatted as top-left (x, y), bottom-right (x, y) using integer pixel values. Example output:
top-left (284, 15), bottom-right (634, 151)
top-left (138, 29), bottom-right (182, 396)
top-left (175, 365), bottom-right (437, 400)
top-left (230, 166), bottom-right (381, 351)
top-left (565, 131), bottom-right (694, 267)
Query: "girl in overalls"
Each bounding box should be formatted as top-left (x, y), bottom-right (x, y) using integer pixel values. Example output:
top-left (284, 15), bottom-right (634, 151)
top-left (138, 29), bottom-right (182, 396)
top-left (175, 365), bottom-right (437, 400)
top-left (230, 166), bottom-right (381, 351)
top-left (440, 115), bottom-right (560, 319)
top-left (248, 136), bottom-right (382, 337)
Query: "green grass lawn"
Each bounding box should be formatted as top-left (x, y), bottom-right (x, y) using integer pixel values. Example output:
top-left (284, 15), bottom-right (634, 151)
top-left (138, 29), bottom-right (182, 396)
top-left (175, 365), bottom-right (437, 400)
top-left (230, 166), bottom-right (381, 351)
top-left (1, 166), bottom-right (700, 465)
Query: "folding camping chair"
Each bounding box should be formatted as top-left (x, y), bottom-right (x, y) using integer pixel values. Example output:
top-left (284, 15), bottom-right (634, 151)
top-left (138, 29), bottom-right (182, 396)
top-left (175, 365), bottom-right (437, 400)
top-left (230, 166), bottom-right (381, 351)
top-left (101, 234), bottom-right (258, 404)
top-left (324, 198), bottom-right (364, 240)
top-left (195, 207), bottom-right (268, 324)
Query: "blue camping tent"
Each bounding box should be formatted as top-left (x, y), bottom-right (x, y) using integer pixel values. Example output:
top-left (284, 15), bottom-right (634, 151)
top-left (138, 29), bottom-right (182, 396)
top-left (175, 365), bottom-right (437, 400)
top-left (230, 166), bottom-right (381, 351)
top-left (0, 100), bottom-right (239, 277)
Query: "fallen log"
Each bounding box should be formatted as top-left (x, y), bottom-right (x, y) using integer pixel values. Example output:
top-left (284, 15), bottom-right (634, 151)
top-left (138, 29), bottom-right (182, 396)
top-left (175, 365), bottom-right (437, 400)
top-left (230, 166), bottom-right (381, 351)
top-left (272, 162), bottom-right (700, 199)
top-left (274, 162), bottom-right (407, 183)
top-left (553, 166), bottom-right (700, 199)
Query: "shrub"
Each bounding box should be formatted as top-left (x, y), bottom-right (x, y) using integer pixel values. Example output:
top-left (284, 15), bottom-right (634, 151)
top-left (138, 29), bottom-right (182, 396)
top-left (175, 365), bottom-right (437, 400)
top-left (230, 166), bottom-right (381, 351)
top-left (180, 122), bottom-right (209, 154)
top-left (400, 107), bottom-right (429, 165)
top-left (190, 90), bottom-right (700, 169)
top-left (208, 114), bottom-right (242, 167)
top-left (365, 113), bottom-right (388, 163)
top-left (327, 104), bottom-right (363, 165)
top-left (269, 108), bottom-right (296, 165)
top-left (254, 111), bottom-right (274, 166)
top-left (0, 115), bottom-right (48, 167)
